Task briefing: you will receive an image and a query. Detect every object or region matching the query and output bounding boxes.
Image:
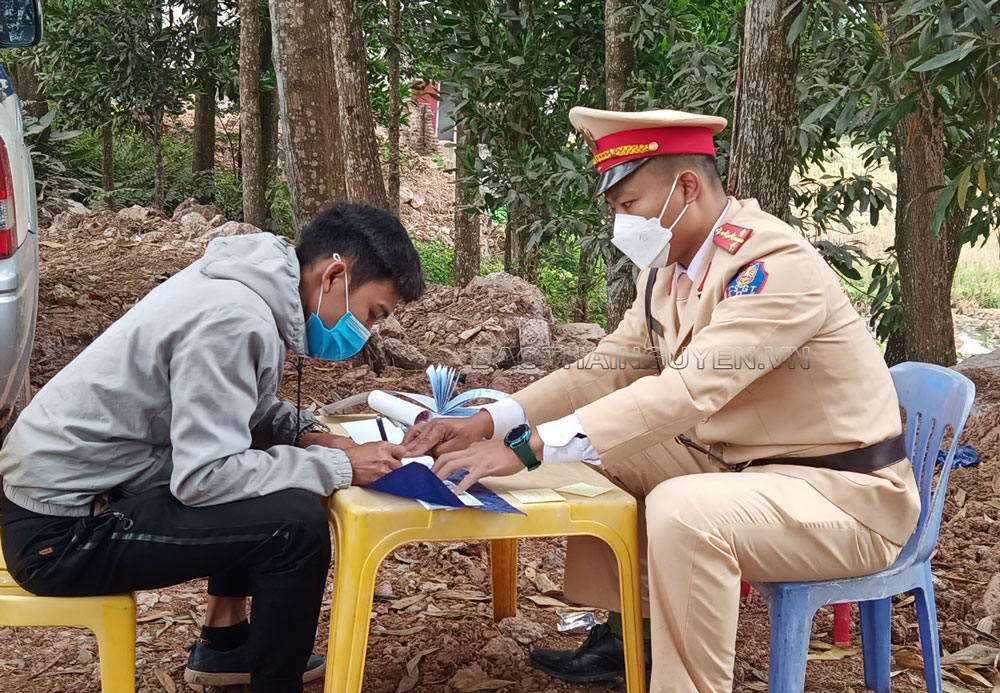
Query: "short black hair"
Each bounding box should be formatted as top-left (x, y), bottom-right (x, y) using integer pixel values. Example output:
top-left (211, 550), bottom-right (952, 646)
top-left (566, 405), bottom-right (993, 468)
top-left (648, 154), bottom-right (724, 190)
top-left (296, 203), bottom-right (425, 302)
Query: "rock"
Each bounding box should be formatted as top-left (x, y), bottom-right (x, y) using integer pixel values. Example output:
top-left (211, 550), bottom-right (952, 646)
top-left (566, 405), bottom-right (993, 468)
top-left (142, 230), bottom-right (167, 243)
top-left (375, 314), bottom-right (406, 340)
top-left (408, 193), bottom-right (426, 209)
top-left (117, 205), bottom-right (164, 222)
top-left (64, 199), bottom-right (90, 215)
top-left (179, 211), bottom-right (210, 236)
top-left (374, 580), bottom-right (395, 599)
top-left (172, 197), bottom-right (223, 223)
top-left (481, 636), bottom-right (522, 661)
top-left (399, 186), bottom-right (415, 204)
top-left (518, 318), bottom-right (551, 367)
top-left (383, 337), bottom-right (428, 370)
top-left (498, 616), bottom-right (545, 645)
top-left (51, 283), bottom-right (77, 305)
top-left (953, 349), bottom-right (1000, 417)
top-left (207, 213), bottom-right (227, 228)
top-left (465, 272), bottom-right (553, 323)
top-left (50, 211), bottom-right (83, 230)
top-left (556, 322), bottom-right (606, 344)
top-left (196, 221), bottom-right (261, 243)
top-left (973, 573), bottom-right (1000, 619)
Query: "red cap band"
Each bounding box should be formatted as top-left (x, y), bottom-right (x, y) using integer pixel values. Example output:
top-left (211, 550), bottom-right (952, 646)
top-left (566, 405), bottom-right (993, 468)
top-left (592, 126), bottom-right (717, 173)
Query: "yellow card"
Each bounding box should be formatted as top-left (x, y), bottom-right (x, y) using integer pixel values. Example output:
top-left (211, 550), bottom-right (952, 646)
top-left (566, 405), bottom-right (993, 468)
top-left (556, 482), bottom-right (613, 498)
top-left (509, 488), bottom-right (565, 504)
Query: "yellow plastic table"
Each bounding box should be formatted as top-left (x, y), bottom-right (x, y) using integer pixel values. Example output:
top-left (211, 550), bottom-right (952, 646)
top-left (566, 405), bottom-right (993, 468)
top-left (321, 415), bottom-right (646, 693)
top-left (0, 534), bottom-right (136, 692)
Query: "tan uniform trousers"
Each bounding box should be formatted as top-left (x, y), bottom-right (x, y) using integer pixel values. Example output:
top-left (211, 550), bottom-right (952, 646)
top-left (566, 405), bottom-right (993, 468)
top-left (561, 437), bottom-right (903, 693)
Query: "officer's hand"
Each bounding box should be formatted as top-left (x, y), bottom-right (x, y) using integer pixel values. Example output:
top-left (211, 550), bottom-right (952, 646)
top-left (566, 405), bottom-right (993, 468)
top-left (300, 431), bottom-right (357, 452)
top-left (432, 440), bottom-right (524, 494)
top-left (347, 441), bottom-right (406, 486)
top-left (403, 410), bottom-right (494, 457)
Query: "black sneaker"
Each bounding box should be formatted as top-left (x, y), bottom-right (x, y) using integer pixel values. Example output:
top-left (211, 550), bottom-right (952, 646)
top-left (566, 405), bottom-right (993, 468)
top-left (183, 640), bottom-right (326, 687)
top-left (529, 623), bottom-right (651, 684)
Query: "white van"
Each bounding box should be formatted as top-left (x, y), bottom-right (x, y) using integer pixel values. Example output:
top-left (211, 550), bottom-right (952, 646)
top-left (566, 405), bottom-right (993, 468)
top-left (0, 0), bottom-right (43, 441)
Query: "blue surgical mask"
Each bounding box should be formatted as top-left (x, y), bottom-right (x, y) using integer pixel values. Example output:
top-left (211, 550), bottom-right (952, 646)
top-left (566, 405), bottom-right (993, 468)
top-left (305, 254), bottom-right (371, 360)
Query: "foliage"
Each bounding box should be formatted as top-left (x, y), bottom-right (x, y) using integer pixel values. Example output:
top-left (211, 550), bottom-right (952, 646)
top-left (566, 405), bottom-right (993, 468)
top-left (38, 0), bottom-right (196, 134)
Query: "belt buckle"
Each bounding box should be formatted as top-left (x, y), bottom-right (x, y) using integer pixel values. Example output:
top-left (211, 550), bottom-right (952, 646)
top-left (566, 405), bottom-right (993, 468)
top-left (676, 435), bottom-right (749, 473)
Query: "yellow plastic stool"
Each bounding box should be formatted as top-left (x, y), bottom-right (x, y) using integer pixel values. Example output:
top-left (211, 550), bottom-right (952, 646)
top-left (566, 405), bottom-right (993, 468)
top-left (321, 417), bottom-right (646, 693)
top-left (0, 534), bottom-right (136, 692)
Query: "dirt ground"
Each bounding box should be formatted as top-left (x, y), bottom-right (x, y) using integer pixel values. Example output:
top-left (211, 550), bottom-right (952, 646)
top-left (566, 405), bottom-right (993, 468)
top-left (1, 221), bottom-right (999, 693)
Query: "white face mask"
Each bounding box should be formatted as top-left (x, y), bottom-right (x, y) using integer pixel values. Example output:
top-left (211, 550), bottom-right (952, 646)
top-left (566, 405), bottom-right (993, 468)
top-left (611, 175), bottom-right (690, 270)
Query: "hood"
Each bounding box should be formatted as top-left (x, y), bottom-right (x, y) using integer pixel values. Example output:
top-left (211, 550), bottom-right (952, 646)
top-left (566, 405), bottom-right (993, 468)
top-left (199, 233), bottom-right (308, 355)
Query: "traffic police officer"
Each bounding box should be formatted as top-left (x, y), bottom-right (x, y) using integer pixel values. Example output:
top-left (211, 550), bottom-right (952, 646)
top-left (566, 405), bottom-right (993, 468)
top-left (404, 107), bottom-right (920, 692)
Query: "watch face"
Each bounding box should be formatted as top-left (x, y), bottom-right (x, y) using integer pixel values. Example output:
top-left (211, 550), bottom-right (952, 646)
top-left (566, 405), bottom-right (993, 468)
top-left (505, 423), bottom-right (530, 446)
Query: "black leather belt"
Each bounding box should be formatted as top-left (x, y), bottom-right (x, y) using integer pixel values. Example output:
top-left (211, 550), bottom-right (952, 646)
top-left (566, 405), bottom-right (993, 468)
top-left (676, 434), bottom-right (907, 474)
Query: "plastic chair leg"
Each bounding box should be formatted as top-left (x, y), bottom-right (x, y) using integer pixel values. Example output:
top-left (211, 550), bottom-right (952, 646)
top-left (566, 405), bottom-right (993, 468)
top-left (489, 538), bottom-right (518, 622)
top-left (914, 567), bottom-right (942, 693)
top-left (833, 602), bottom-right (851, 645)
top-left (325, 530), bottom-right (384, 693)
top-left (93, 602), bottom-right (136, 693)
top-left (859, 597), bottom-right (891, 692)
top-left (768, 588), bottom-right (812, 692)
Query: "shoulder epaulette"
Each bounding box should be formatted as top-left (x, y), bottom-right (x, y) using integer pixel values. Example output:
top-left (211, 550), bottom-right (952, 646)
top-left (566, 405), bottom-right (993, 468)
top-left (713, 223), bottom-right (753, 254)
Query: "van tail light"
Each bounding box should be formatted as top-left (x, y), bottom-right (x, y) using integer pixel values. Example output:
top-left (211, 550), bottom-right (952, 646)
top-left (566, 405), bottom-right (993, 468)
top-left (0, 139), bottom-right (17, 260)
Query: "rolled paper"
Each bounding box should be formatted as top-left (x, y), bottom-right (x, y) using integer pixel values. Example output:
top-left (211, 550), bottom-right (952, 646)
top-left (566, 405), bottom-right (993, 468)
top-left (367, 390), bottom-right (434, 427)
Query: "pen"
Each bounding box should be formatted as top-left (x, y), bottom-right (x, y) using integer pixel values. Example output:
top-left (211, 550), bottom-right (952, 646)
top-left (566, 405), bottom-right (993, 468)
top-left (376, 416), bottom-right (388, 442)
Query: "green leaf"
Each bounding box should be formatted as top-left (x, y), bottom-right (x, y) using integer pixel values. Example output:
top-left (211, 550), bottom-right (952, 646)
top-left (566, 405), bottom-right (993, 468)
top-left (507, 56), bottom-right (525, 66)
top-left (787, 3), bottom-right (810, 46)
top-left (965, 0), bottom-right (997, 34)
top-left (956, 165), bottom-right (972, 209)
top-left (930, 178), bottom-right (958, 236)
top-left (912, 42), bottom-right (977, 72)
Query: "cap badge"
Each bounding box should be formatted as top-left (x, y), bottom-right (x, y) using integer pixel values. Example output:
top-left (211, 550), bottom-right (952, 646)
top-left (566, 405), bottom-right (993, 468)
top-left (581, 128), bottom-right (598, 152)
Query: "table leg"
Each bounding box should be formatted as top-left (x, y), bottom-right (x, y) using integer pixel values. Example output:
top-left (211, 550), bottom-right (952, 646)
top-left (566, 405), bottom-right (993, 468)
top-left (490, 538), bottom-right (518, 621)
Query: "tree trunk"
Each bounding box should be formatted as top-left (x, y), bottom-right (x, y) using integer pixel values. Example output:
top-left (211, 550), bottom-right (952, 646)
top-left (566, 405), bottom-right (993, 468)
top-left (192, 0), bottom-right (218, 202)
top-left (387, 0), bottom-right (402, 215)
top-left (260, 5), bottom-right (279, 223)
top-left (11, 61), bottom-right (49, 143)
top-left (269, 0), bottom-right (346, 232)
top-left (726, 0), bottom-right (800, 219)
top-left (240, 0), bottom-right (266, 228)
top-left (874, 5), bottom-right (957, 366)
top-left (329, 0), bottom-right (389, 209)
top-left (151, 109), bottom-right (165, 211)
top-left (454, 121), bottom-right (481, 287)
top-left (101, 123), bottom-right (115, 209)
top-left (574, 244), bottom-right (589, 322)
top-left (603, 0), bottom-right (638, 329)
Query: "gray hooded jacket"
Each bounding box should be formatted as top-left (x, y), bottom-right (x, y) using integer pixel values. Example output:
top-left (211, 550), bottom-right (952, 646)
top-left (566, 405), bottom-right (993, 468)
top-left (0, 233), bottom-right (353, 517)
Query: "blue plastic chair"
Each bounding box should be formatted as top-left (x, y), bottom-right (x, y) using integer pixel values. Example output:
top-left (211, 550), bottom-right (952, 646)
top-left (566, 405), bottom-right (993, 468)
top-left (752, 362), bottom-right (976, 693)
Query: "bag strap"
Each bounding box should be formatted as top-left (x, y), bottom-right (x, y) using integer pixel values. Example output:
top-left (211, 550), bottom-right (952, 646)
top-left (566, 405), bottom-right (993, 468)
top-left (644, 268), bottom-right (663, 373)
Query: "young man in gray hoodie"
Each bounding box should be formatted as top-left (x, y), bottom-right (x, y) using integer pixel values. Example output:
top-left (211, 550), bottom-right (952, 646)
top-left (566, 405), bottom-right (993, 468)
top-left (0, 202), bottom-right (424, 693)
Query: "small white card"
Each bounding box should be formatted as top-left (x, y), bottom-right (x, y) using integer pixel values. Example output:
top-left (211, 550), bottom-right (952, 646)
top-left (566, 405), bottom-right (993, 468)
top-left (342, 418), bottom-right (405, 445)
top-left (556, 482), bottom-right (613, 498)
top-left (416, 480), bottom-right (484, 511)
top-left (509, 488), bottom-right (565, 504)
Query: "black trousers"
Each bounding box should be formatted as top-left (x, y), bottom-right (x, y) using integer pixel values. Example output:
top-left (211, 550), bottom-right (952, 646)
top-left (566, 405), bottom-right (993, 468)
top-left (0, 486), bottom-right (331, 693)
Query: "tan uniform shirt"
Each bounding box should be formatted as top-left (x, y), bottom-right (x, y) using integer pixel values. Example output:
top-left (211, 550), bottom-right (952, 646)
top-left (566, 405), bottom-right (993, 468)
top-left (512, 197), bottom-right (920, 545)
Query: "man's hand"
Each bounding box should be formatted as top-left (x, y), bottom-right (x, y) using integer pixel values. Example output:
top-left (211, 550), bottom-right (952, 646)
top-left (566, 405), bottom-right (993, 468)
top-left (346, 441), bottom-right (406, 485)
top-left (432, 439), bottom-right (525, 494)
top-left (299, 431), bottom-right (357, 452)
top-left (403, 410), bottom-right (494, 457)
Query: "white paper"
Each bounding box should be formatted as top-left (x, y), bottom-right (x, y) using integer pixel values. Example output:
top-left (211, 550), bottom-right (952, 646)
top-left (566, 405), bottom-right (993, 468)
top-left (368, 390), bottom-right (433, 427)
top-left (416, 480), bottom-right (484, 511)
top-left (341, 418), bottom-right (405, 445)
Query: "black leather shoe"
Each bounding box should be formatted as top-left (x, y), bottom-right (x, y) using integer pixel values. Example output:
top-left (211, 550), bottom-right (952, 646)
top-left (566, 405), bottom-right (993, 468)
top-left (529, 623), bottom-right (651, 684)
top-left (183, 640), bottom-right (326, 687)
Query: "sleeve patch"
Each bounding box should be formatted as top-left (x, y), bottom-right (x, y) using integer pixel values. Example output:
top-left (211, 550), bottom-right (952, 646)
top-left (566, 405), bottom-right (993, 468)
top-left (725, 261), bottom-right (768, 297)
top-left (713, 224), bottom-right (754, 254)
